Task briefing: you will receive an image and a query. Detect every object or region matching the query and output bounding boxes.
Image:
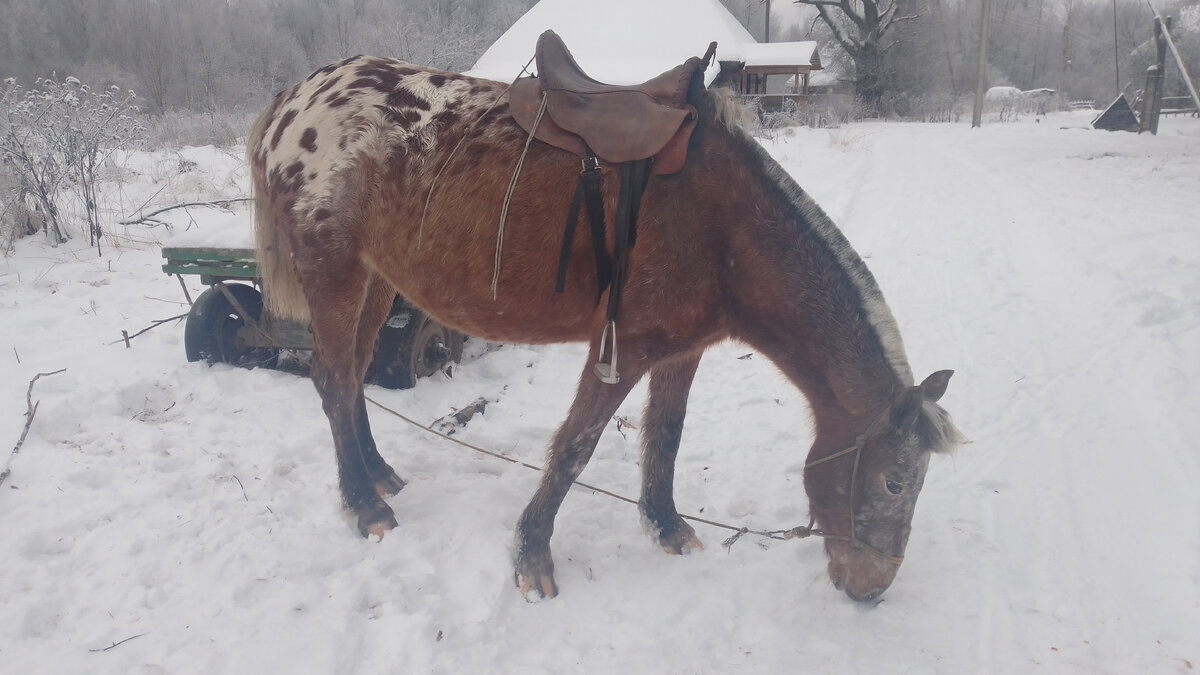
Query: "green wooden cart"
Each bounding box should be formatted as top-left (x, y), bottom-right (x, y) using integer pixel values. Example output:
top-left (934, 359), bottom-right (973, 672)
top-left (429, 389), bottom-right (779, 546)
top-left (162, 246), bottom-right (463, 389)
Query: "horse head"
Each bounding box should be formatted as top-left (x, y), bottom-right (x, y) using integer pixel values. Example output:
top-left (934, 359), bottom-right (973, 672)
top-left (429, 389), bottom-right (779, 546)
top-left (804, 370), bottom-right (963, 602)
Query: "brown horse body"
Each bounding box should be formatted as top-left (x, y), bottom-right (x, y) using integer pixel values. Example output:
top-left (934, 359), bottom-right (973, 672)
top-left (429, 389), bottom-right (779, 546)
top-left (248, 54), bottom-right (961, 601)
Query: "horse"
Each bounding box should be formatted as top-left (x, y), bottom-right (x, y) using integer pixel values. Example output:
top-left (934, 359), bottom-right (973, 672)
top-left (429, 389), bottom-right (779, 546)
top-left (247, 51), bottom-right (963, 603)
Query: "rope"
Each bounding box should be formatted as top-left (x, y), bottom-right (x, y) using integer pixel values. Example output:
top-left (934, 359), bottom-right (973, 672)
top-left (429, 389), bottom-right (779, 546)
top-left (492, 92), bottom-right (548, 300)
top-left (363, 394), bottom-right (816, 549)
top-left (418, 52), bottom-right (536, 248)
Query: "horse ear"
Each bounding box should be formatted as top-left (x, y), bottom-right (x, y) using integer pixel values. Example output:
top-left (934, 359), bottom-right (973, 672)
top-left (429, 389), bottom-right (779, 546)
top-left (890, 387), bottom-right (923, 435)
top-left (919, 370), bottom-right (954, 402)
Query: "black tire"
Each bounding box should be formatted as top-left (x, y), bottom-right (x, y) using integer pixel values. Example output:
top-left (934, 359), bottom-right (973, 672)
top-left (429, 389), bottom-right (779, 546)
top-left (370, 302), bottom-right (457, 390)
top-left (184, 283), bottom-right (279, 369)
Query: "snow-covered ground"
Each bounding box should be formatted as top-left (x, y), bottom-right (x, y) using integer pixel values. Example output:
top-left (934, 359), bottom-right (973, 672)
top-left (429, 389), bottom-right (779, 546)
top-left (2, 112), bottom-right (1198, 673)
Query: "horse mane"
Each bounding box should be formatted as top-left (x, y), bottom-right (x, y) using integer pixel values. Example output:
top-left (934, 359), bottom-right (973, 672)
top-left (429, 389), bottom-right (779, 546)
top-left (691, 88), bottom-right (964, 452)
top-left (707, 87), bottom-right (757, 131)
top-left (692, 86), bottom-right (915, 389)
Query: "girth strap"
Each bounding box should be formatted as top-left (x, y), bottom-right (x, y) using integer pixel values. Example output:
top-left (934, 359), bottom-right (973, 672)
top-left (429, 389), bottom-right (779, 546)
top-left (607, 158), bottom-right (651, 322)
top-left (555, 151), bottom-right (610, 298)
top-left (554, 155), bottom-right (653, 385)
top-left (553, 153), bottom-right (652, 313)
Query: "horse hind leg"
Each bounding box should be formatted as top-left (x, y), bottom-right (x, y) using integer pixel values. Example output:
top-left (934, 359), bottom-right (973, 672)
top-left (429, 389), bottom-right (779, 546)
top-left (352, 277), bottom-right (406, 498)
top-left (514, 341), bottom-right (650, 600)
top-left (303, 259), bottom-right (397, 539)
top-left (639, 352), bottom-right (704, 554)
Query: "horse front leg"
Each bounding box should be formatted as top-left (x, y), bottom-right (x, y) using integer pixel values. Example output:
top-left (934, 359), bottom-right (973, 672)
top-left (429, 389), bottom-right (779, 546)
top-left (639, 352), bottom-right (704, 554)
top-left (514, 343), bottom-right (647, 600)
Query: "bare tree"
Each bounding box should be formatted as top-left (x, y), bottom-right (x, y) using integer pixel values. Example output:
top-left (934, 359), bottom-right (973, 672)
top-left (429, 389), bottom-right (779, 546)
top-left (793, 0), bottom-right (923, 111)
top-left (1, 79), bottom-right (70, 244)
top-left (1, 76), bottom-right (143, 252)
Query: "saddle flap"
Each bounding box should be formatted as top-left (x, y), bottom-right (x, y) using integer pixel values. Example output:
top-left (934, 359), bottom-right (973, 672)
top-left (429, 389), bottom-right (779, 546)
top-left (647, 114), bottom-right (698, 176)
top-left (543, 89), bottom-right (694, 164)
top-left (509, 77), bottom-right (586, 157)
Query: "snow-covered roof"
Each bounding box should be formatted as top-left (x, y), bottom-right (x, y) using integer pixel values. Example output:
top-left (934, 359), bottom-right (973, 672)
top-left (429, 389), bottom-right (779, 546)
top-left (467, 0), bottom-right (817, 85)
top-left (741, 41), bottom-right (820, 69)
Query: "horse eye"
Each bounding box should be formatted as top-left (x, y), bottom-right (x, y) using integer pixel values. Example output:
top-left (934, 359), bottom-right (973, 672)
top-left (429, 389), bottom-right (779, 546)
top-left (885, 479), bottom-right (904, 495)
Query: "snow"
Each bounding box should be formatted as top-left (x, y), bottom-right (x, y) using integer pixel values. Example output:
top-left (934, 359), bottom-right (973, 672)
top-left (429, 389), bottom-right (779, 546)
top-left (469, 0), bottom-right (767, 85)
top-left (2, 112), bottom-right (1200, 673)
top-left (740, 41), bottom-right (819, 68)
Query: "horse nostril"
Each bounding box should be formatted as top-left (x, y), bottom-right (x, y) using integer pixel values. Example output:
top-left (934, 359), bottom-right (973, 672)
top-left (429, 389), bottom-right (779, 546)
top-left (846, 587), bottom-right (886, 603)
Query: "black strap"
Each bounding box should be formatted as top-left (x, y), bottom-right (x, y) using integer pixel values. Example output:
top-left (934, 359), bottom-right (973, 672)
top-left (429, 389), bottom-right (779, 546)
top-left (554, 179), bottom-right (583, 293)
top-left (554, 153), bottom-right (652, 324)
top-left (606, 158), bottom-right (652, 323)
top-left (582, 156), bottom-right (610, 298)
top-left (555, 151), bottom-right (610, 298)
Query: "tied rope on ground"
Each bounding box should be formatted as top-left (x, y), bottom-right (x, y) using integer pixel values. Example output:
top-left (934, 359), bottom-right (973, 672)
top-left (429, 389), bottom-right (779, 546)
top-left (364, 394), bottom-right (830, 550)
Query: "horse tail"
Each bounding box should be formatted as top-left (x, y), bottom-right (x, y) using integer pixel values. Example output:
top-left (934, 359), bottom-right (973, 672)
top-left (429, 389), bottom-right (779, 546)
top-left (248, 101), bottom-right (311, 323)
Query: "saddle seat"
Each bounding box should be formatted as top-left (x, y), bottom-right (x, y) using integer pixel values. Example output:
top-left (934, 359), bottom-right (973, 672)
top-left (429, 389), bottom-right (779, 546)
top-left (509, 30), bottom-right (716, 175)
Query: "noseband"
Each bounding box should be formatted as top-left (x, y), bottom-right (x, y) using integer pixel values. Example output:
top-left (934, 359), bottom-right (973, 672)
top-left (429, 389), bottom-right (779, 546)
top-left (801, 410), bottom-right (905, 566)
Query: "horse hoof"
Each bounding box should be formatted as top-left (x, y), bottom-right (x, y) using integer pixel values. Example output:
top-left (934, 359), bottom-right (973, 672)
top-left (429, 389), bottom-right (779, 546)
top-left (374, 472), bottom-right (407, 498)
top-left (356, 506), bottom-right (399, 540)
top-left (365, 522), bottom-right (391, 541)
top-left (516, 572), bottom-right (559, 601)
top-left (663, 535), bottom-right (705, 555)
top-left (655, 519), bottom-right (702, 554)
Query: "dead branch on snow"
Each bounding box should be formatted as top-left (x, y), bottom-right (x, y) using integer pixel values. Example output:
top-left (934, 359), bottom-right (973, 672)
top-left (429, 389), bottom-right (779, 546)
top-left (1, 368), bottom-right (67, 488)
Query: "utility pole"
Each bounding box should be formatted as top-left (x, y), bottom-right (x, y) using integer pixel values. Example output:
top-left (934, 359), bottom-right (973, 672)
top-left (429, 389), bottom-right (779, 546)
top-left (1113, 0), bottom-right (1121, 95)
top-left (764, 0), bottom-right (772, 42)
top-left (1140, 16), bottom-right (1167, 134)
top-left (1031, 0), bottom-right (1044, 87)
top-left (972, 0), bottom-right (992, 127)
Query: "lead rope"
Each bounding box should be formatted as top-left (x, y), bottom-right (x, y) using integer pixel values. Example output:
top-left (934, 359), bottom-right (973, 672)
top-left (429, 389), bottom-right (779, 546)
top-left (493, 92), bottom-right (548, 299)
top-left (364, 394), bottom-right (841, 549)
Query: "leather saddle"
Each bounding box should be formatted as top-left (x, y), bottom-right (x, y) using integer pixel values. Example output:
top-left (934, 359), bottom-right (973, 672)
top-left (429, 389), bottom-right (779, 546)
top-left (509, 30), bottom-right (717, 175)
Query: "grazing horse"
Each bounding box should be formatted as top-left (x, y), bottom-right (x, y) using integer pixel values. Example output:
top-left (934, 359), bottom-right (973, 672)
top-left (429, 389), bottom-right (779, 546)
top-left (248, 52), bottom-right (962, 602)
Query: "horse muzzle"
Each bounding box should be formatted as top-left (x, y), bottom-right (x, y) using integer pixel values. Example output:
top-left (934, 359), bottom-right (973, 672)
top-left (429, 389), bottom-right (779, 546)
top-left (826, 541), bottom-right (901, 603)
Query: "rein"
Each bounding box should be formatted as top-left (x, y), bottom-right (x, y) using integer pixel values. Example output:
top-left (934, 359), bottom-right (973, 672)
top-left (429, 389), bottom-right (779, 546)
top-left (364, 395), bottom-right (901, 564)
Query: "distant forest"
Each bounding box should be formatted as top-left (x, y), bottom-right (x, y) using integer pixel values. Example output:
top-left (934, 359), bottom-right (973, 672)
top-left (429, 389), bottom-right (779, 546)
top-left (0, 0), bottom-right (539, 113)
top-left (1, 0), bottom-right (1197, 117)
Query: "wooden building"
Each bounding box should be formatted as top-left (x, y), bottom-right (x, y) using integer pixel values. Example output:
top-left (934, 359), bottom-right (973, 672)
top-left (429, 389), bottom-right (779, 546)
top-left (716, 41), bottom-right (823, 111)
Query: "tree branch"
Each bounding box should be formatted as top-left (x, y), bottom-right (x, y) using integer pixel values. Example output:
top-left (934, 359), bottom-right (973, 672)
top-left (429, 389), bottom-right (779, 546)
top-left (88, 633), bottom-right (147, 653)
top-left (795, 0), bottom-right (867, 30)
top-left (119, 198), bottom-right (252, 226)
top-left (881, 11), bottom-right (922, 33)
top-left (110, 314), bottom-right (189, 347)
top-left (1, 368), bottom-right (67, 488)
top-left (813, 4), bottom-right (863, 56)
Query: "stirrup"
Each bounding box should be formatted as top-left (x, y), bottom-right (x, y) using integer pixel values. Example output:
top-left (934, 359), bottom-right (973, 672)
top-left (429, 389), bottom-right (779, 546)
top-left (593, 320), bottom-right (620, 384)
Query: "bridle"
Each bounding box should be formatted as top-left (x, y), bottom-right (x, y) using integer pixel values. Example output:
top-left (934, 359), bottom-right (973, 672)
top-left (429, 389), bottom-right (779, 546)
top-left (798, 409), bottom-right (906, 567)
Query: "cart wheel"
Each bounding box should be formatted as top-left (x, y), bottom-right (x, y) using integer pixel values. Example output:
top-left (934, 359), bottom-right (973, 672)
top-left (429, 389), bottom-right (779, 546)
top-left (371, 303), bottom-right (456, 390)
top-left (185, 283), bottom-right (279, 369)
